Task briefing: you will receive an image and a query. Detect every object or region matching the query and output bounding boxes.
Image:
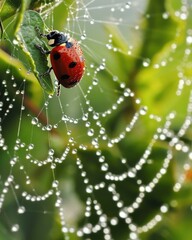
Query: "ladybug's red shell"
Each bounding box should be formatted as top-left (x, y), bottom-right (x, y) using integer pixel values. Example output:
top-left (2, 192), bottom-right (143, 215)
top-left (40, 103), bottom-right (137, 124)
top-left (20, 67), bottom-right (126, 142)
top-left (50, 39), bottom-right (85, 88)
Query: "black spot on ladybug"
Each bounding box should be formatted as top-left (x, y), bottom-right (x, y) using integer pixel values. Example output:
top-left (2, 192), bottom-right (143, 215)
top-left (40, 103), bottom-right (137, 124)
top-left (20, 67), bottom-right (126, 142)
top-left (53, 52), bottom-right (61, 60)
top-left (60, 74), bottom-right (70, 80)
top-left (69, 62), bottom-right (77, 68)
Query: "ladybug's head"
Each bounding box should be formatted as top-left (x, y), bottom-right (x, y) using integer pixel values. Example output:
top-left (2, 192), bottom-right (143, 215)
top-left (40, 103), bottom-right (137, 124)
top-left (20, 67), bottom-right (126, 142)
top-left (46, 31), bottom-right (68, 47)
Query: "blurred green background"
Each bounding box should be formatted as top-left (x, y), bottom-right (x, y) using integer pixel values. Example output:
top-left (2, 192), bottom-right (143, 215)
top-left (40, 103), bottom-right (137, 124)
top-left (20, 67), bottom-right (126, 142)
top-left (0, 0), bottom-right (192, 239)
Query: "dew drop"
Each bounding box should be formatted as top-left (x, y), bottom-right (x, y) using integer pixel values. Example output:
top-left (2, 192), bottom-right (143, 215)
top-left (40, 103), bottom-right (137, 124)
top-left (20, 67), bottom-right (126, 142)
top-left (113, 76), bottom-right (118, 82)
top-left (46, 124), bottom-right (52, 131)
top-left (162, 12), bottom-right (169, 19)
top-left (28, 144), bottom-right (34, 150)
top-left (119, 209), bottom-right (128, 219)
top-left (101, 163), bottom-right (109, 171)
top-left (110, 217), bottom-right (118, 226)
top-left (86, 185), bottom-right (93, 193)
top-left (93, 78), bottom-right (98, 85)
top-left (52, 180), bottom-right (58, 188)
top-left (87, 128), bottom-right (94, 136)
top-left (160, 205), bottom-right (168, 213)
top-left (62, 115), bottom-right (68, 121)
top-left (85, 121), bottom-right (91, 128)
top-left (125, 2), bottom-right (131, 9)
top-left (82, 114), bottom-right (88, 121)
top-left (26, 179), bottom-right (31, 185)
top-left (18, 206), bottom-right (26, 214)
top-left (48, 149), bottom-right (54, 156)
top-left (81, 34), bottom-right (86, 41)
top-left (143, 58), bottom-right (150, 67)
top-left (93, 113), bottom-right (99, 120)
top-left (31, 117), bottom-right (38, 125)
top-left (83, 225), bottom-right (92, 234)
top-left (51, 163), bottom-right (56, 169)
top-left (11, 224), bottom-right (19, 232)
top-left (128, 170), bottom-right (136, 178)
top-left (140, 106), bottom-right (148, 115)
top-left (186, 36), bottom-right (192, 45)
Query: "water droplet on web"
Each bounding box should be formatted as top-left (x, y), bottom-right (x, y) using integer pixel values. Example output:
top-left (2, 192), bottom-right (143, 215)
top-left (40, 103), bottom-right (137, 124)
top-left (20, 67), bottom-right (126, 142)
top-left (18, 206), bottom-right (26, 214)
top-left (120, 82), bottom-right (126, 89)
top-left (92, 138), bottom-right (99, 148)
top-left (48, 149), bottom-right (54, 156)
top-left (62, 114), bottom-right (68, 121)
top-left (143, 58), bottom-right (150, 67)
top-left (51, 163), bottom-right (56, 169)
top-left (140, 106), bottom-right (148, 115)
top-left (93, 112), bottom-right (99, 120)
top-left (160, 205), bottom-right (168, 213)
top-left (81, 33), bottom-right (87, 40)
top-left (111, 7), bottom-right (115, 12)
top-left (11, 224), bottom-right (19, 232)
top-left (110, 217), bottom-right (118, 226)
top-left (100, 127), bottom-right (105, 135)
top-left (26, 179), bottom-right (31, 185)
top-left (125, 2), bottom-right (132, 9)
top-left (31, 117), bottom-right (38, 125)
top-left (186, 35), bottom-right (192, 45)
top-left (130, 232), bottom-right (139, 240)
top-left (112, 76), bottom-right (118, 82)
top-left (88, 106), bottom-right (93, 112)
top-left (162, 12), bottom-right (169, 19)
top-left (86, 185), bottom-right (93, 193)
top-left (85, 121), bottom-right (91, 128)
top-left (6, 69), bottom-right (10, 74)
top-left (72, 149), bottom-right (77, 154)
top-left (52, 180), bottom-right (58, 188)
top-left (119, 209), bottom-right (128, 219)
top-left (101, 163), bottom-right (109, 171)
top-left (128, 170), bottom-right (136, 178)
top-left (82, 114), bottom-right (88, 121)
top-left (83, 225), bottom-right (92, 234)
top-left (87, 128), bottom-right (94, 136)
top-left (28, 144), bottom-right (34, 150)
top-left (93, 78), bottom-right (98, 85)
top-left (46, 124), bottom-right (52, 131)
top-left (180, 12), bottom-right (187, 20)
top-left (61, 227), bottom-right (68, 233)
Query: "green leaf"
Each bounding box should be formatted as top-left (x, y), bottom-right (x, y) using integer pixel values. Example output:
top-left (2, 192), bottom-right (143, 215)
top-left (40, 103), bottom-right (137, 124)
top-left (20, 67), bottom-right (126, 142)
top-left (0, 0), bottom-right (30, 38)
top-left (17, 10), bottom-right (54, 94)
top-left (0, 0), bottom-right (22, 21)
top-left (0, 48), bottom-right (39, 95)
top-left (29, 0), bottom-right (55, 10)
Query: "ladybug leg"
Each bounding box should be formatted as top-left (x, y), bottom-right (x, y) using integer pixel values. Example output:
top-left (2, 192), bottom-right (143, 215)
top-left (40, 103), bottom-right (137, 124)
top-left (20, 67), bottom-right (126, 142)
top-left (39, 67), bottom-right (53, 78)
top-left (57, 83), bottom-right (61, 96)
top-left (34, 44), bottom-right (50, 55)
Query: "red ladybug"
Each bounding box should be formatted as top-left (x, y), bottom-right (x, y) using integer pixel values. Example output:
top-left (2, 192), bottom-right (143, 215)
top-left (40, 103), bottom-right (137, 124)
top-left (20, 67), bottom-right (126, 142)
top-left (35, 30), bottom-right (85, 94)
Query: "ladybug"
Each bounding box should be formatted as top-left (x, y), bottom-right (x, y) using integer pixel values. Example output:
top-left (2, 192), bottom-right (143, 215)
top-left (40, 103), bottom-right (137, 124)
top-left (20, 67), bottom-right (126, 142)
top-left (35, 30), bottom-right (85, 94)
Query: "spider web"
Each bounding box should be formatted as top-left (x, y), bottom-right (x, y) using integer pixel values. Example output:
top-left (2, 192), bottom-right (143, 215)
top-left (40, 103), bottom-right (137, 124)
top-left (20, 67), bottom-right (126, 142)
top-left (0, 0), bottom-right (192, 239)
